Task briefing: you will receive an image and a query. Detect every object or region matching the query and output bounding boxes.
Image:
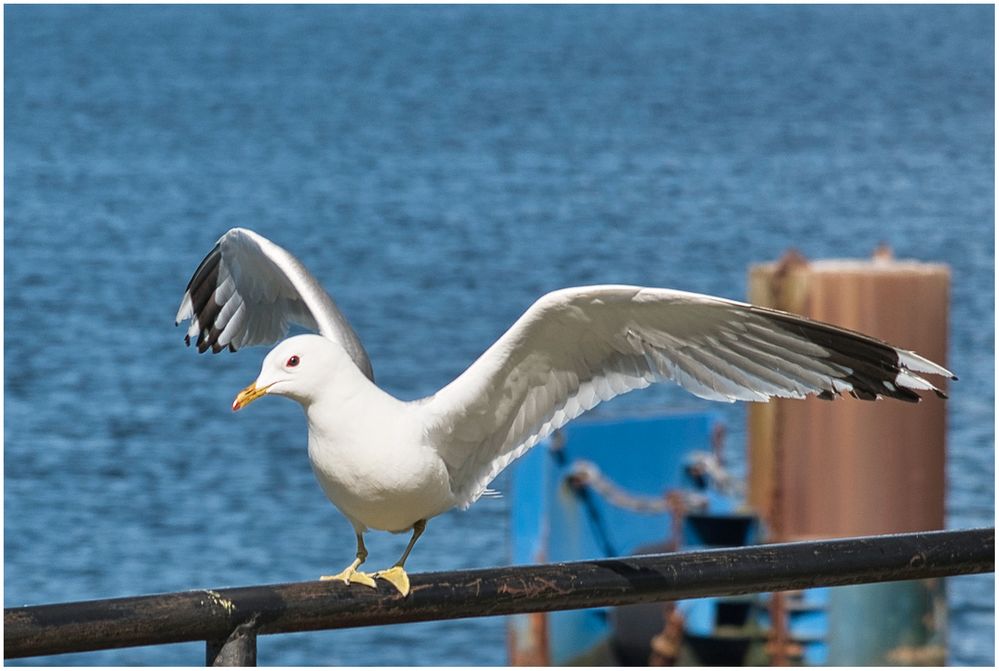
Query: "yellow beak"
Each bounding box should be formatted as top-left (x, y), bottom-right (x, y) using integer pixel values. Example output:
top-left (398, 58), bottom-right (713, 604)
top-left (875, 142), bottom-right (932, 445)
top-left (232, 382), bottom-right (269, 411)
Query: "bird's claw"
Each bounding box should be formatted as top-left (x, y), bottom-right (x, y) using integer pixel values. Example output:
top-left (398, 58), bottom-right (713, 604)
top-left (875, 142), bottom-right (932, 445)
top-left (320, 568), bottom-right (377, 588)
top-left (375, 566), bottom-right (411, 596)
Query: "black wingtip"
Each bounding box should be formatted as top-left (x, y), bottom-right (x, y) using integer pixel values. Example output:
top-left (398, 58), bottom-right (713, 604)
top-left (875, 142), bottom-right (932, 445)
top-left (850, 388), bottom-right (878, 401)
top-left (184, 334), bottom-right (191, 347)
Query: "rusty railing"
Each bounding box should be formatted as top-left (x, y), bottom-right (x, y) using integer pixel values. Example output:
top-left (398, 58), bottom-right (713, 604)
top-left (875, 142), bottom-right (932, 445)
top-left (5, 527), bottom-right (994, 665)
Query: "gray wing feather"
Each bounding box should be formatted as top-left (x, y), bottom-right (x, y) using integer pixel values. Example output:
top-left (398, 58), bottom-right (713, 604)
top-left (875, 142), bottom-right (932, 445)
top-left (425, 285), bottom-right (953, 508)
top-left (175, 228), bottom-right (373, 380)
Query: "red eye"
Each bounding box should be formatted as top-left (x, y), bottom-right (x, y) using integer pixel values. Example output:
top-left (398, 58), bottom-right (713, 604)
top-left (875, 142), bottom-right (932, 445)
top-left (286, 355), bottom-right (300, 367)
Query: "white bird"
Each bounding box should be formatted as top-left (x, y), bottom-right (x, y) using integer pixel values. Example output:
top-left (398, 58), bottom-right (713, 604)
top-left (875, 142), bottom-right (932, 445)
top-left (176, 228), bottom-right (954, 596)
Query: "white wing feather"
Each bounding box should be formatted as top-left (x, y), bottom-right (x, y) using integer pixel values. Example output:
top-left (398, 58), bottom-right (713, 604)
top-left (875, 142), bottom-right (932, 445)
top-left (175, 228), bottom-right (373, 380)
top-left (423, 285), bottom-right (952, 508)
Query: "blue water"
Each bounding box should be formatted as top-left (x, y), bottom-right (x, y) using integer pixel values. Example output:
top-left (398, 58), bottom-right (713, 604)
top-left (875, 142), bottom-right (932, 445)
top-left (4, 4), bottom-right (993, 666)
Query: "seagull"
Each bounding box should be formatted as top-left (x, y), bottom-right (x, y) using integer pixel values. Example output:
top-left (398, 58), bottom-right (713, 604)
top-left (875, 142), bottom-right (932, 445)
top-left (176, 228), bottom-right (954, 596)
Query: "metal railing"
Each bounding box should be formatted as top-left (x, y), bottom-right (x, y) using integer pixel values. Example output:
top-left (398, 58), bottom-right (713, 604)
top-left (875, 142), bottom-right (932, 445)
top-left (5, 527), bottom-right (994, 665)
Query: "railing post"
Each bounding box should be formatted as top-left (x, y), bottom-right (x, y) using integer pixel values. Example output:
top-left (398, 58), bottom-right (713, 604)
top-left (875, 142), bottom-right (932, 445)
top-left (206, 616), bottom-right (258, 666)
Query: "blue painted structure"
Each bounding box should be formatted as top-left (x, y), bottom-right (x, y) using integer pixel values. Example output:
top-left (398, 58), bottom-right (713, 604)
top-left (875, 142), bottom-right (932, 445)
top-left (509, 410), bottom-right (764, 664)
top-left (508, 411), bottom-right (948, 665)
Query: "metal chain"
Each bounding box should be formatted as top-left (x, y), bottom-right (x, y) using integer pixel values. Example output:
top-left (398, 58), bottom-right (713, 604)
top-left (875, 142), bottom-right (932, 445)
top-left (566, 460), bottom-right (709, 514)
top-left (684, 451), bottom-right (745, 497)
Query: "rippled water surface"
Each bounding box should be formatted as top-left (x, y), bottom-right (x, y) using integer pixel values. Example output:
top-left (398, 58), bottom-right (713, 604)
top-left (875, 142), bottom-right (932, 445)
top-left (4, 4), bottom-right (993, 666)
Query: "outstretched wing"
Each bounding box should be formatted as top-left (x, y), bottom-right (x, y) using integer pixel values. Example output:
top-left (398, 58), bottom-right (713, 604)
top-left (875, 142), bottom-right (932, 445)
top-left (175, 228), bottom-right (373, 380)
top-left (423, 285), bottom-right (953, 508)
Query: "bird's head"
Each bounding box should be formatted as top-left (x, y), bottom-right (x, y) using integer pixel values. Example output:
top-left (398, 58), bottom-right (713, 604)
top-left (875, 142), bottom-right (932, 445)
top-left (232, 334), bottom-right (345, 411)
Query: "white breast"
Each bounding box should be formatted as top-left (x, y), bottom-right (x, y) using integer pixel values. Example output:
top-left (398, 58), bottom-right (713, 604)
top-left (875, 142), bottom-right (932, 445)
top-left (305, 393), bottom-right (455, 533)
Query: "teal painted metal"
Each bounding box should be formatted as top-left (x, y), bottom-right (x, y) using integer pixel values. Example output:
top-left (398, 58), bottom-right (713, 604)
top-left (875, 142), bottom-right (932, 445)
top-left (827, 580), bottom-right (946, 665)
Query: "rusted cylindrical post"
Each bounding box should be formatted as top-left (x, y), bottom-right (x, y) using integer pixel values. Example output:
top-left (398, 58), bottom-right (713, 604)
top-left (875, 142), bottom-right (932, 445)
top-left (748, 249), bottom-right (950, 539)
top-left (747, 248), bottom-right (952, 665)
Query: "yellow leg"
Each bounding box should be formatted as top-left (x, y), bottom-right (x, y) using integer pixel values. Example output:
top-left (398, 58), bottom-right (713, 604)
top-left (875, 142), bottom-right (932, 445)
top-left (320, 532), bottom-right (377, 588)
top-left (375, 519), bottom-right (427, 596)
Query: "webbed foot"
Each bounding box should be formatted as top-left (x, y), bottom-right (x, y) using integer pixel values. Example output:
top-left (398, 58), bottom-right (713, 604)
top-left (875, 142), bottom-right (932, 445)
top-left (374, 566), bottom-right (411, 596)
top-left (321, 567), bottom-right (377, 588)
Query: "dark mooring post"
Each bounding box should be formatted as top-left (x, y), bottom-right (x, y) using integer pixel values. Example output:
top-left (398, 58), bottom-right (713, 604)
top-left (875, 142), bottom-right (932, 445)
top-left (206, 617), bottom-right (257, 666)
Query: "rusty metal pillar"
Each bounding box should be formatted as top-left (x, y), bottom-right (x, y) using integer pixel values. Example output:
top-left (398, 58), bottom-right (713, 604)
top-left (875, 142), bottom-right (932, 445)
top-left (747, 248), bottom-right (951, 666)
top-left (748, 248), bottom-right (949, 540)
